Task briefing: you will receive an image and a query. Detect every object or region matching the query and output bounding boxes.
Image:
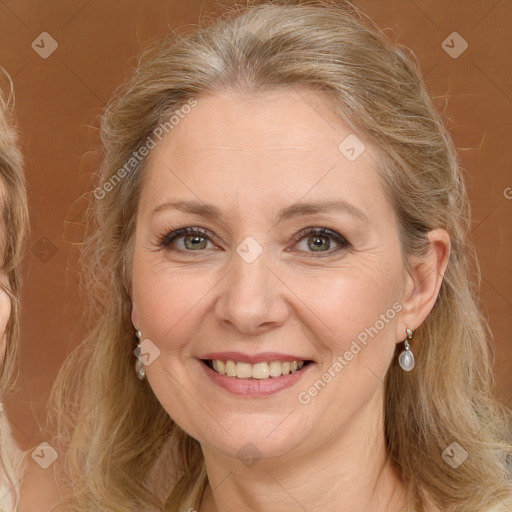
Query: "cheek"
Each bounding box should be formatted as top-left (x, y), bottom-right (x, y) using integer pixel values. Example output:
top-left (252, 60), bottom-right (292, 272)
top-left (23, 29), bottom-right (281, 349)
top-left (0, 290), bottom-right (11, 361)
top-left (287, 258), bottom-right (402, 342)
top-left (131, 258), bottom-right (213, 352)
top-left (0, 291), bottom-right (11, 329)
top-left (284, 261), bottom-right (403, 418)
top-left (288, 267), bottom-right (401, 425)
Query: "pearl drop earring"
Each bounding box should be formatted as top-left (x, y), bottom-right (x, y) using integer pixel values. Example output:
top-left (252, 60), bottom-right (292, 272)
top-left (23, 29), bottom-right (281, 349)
top-left (398, 327), bottom-right (415, 372)
top-left (134, 330), bottom-right (146, 381)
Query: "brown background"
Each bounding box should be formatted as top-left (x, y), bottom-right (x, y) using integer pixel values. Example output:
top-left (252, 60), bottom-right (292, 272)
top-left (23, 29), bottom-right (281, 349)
top-left (0, 0), bottom-right (510, 450)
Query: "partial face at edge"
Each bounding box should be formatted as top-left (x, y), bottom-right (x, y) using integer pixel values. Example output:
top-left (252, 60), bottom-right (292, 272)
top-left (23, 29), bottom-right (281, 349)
top-left (0, 184), bottom-right (11, 365)
top-left (0, 274), bottom-right (11, 364)
top-left (130, 89), bottom-right (408, 461)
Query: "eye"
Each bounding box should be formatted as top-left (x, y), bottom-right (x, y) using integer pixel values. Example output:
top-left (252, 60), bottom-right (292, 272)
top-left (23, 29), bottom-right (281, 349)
top-left (157, 227), bottom-right (217, 252)
top-left (291, 226), bottom-right (350, 256)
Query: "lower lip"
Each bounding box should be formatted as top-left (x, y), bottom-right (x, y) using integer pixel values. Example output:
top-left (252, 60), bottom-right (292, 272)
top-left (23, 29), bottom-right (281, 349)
top-left (199, 360), bottom-right (314, 397)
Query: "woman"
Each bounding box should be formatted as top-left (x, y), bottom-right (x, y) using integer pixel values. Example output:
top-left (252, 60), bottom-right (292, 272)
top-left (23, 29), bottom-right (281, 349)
top-left (29, 1), bottom-right (512, 511)
top-left (0, 84), bottom-right (30, 511)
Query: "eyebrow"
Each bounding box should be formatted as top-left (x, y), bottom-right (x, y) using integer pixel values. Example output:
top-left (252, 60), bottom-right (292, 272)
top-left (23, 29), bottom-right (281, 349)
top-left (150, 199), bottom-right (369, 224)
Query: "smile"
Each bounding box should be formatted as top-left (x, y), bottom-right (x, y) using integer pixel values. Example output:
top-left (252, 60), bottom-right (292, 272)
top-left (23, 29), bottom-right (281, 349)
top-left (199, 357), bottom-right (315, 397)
top-left (205, 359), bottom-right (310, 379)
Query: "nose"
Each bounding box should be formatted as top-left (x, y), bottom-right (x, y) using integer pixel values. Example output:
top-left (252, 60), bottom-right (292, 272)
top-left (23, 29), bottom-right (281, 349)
top-left (214, 245), bottom-right (289, 335)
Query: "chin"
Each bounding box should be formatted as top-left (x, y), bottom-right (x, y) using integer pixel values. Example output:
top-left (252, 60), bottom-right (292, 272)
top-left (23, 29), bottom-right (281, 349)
top-left (193, 415), bottom-right (313, 464)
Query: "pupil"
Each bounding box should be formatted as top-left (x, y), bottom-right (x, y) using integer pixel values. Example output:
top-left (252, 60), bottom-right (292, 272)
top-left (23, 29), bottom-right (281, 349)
top-left (309, 236), bottom-right (329, 251)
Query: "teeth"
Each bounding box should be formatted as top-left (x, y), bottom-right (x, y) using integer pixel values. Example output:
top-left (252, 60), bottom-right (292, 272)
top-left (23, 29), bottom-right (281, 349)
top-left (209, 359), bottom-right (306, 379)
top-left (225, 360), bottom-right (236, 377)
top-left (212, 360), bottom-right (225, 375)
top-left (269, 361), bottom-right (283, 377)
top-left (252, 362), bottom-right (269, 379)
top-left (236, 362), bottom-right (252, 379)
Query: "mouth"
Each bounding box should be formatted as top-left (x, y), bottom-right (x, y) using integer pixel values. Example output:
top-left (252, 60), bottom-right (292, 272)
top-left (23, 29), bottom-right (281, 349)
top-left (201, 359), bottom-right (313, 380)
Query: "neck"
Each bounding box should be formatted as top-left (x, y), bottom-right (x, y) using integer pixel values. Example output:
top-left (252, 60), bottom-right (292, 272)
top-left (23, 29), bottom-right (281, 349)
top-left (198, 392), bottom-right (408, 512)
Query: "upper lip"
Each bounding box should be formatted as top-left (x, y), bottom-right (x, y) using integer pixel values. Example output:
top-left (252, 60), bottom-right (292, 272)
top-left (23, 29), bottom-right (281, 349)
top-left (200, 352), bottom-right (312, 364)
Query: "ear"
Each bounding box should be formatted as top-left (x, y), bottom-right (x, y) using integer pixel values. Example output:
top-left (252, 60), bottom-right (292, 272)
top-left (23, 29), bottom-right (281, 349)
top-left (397, 228), bottom-right (451, 342)
top-left (0, 274), bottom-right (12, 363)
top-left (131, 302), bottom-right (139, 331)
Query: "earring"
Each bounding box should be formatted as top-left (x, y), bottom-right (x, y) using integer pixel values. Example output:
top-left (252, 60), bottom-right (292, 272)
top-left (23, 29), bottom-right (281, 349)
top-left (398, 327), bottom-right (415, 372)
top-left (134, 330), bottom-right (146, 381)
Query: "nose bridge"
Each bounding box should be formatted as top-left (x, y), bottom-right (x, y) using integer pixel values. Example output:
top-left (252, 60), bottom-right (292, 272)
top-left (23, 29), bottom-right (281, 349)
top-left (232, 240), bottom-right (270, 293)
top-left (229, 237), bottom-right (273, 306)
top-left (215, 236), bottom-right (287, 333)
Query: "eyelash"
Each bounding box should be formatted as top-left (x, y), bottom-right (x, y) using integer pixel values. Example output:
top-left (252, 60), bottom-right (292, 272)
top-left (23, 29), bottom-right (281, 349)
top-left (156, 226), bottom-right (351, 257)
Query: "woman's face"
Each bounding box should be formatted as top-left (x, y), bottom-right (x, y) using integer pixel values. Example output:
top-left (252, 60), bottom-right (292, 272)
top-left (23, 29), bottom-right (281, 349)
top-left (131, 89), bottom-right (409, 462)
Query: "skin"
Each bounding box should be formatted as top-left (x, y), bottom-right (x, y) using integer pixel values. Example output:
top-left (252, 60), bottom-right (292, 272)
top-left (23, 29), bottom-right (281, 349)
top-left (130, 88), bottom-right (450, 512)
top-left (0, 184), bottom-right (11, 363)
top-left (0, 273), bottom-right (11, 364)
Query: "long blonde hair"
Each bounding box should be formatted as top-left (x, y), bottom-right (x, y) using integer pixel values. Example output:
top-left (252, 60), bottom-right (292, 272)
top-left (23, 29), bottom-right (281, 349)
top-left (50, 1), bottom-right (512, 510)
top-left (0, 80), bottom-right (29, 395)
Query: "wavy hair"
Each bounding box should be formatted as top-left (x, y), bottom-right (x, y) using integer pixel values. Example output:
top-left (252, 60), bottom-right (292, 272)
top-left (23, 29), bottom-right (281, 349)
top-left (49, 1), bottom-right (512, 511)
top-left (0, 80), bottom-right (29, 395)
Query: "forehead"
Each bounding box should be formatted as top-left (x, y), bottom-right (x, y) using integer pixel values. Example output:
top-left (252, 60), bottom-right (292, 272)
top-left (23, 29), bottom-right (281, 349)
top-left (139, 89), bottom-right (391, 224)
top-left (157, 89), bottom-right (356, 165)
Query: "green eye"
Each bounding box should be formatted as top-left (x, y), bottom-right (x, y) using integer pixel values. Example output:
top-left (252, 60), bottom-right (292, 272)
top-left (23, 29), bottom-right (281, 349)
top-left (293, 227), bottom-right (350, 255)
top-left (159, 227), bottom-right (213, 251)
